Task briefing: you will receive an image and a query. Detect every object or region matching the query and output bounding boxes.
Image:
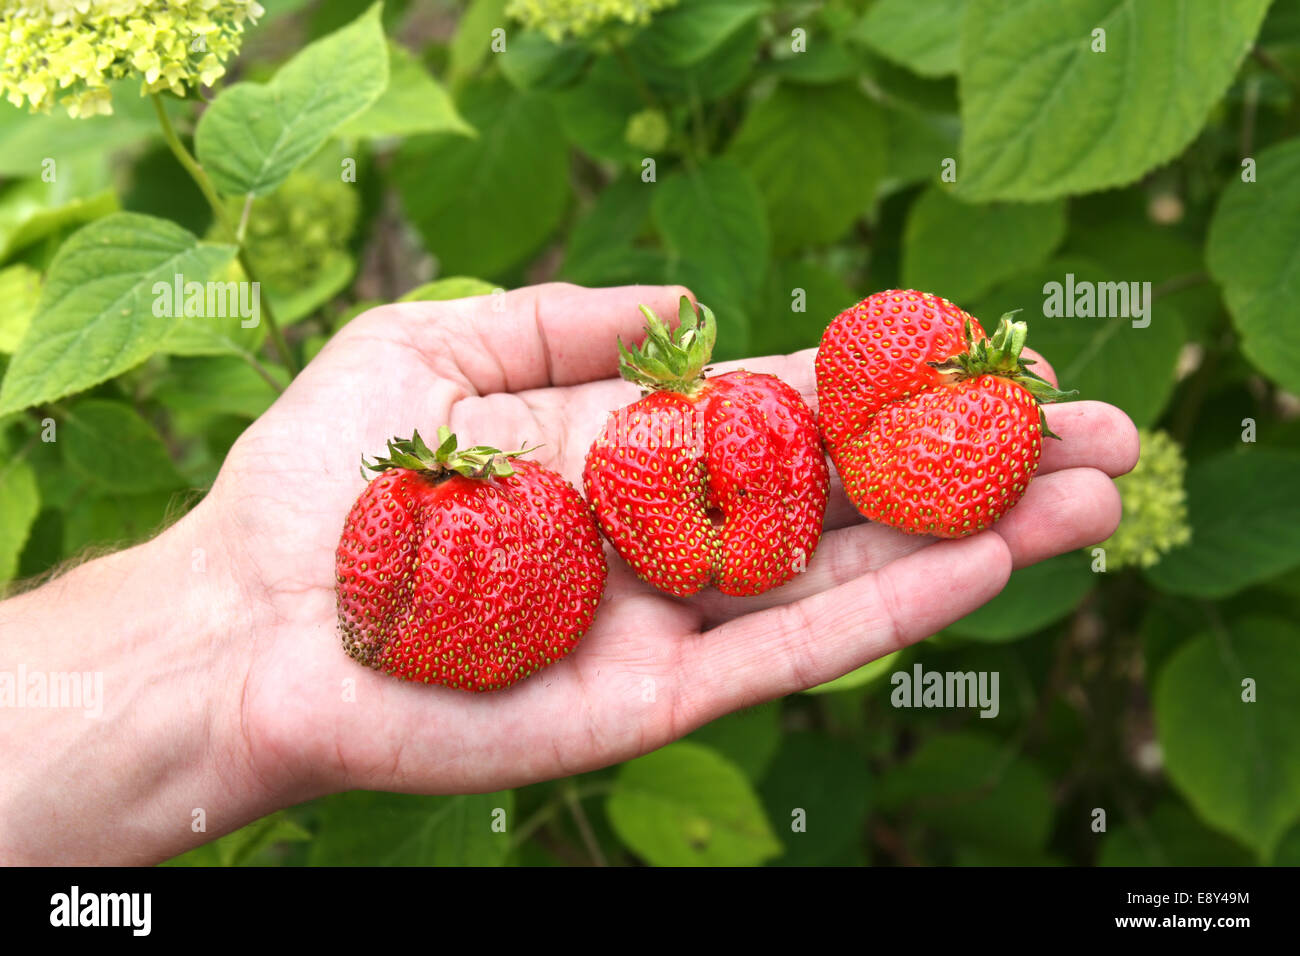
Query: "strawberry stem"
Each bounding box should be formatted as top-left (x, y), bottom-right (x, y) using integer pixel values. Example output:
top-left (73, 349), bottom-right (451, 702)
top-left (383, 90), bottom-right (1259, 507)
top-left (618, 295), bottom-right (717, 393)
top-left (929, 312), bottom-right (1078, 440)
top-left (363, 427), bottom-right (536, 479)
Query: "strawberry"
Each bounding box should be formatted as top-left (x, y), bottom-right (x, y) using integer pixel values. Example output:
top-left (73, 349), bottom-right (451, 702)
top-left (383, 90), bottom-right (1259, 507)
top-left (815, 289), bottom-right (1074, 538)
top-left (583, 297), bottom-right (828, 597)
top-left (335, 428), bottom-right (606, 691)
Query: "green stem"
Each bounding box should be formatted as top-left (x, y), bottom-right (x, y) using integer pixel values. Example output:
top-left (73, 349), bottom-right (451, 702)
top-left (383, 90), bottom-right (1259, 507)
top-left (150, 94), bottom-right (299, 376)
top-left (563, 779), bottom-right (608, 867)
top-left (236, 348), bottom-right (285, 395)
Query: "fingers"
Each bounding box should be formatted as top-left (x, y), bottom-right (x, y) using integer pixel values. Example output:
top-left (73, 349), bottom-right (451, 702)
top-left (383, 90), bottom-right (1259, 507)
top-left (991, 467), bottom-right (1122, 569)
top-left (671, 532), bottom-right (1012, 726)
top-left (381, 283), bottom-right (697, 394)
top-left (1038, 401), bottom-right (1139, 477)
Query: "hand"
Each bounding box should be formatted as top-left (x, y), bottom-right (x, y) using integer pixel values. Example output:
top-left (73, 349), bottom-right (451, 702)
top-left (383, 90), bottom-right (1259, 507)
top-left (216, 283), bottom-right (1138, 800)
top-left (0, 283), bottom-right (1138, 864)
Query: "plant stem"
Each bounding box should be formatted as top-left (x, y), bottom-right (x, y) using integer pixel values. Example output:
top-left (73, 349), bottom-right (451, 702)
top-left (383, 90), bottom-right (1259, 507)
top-left (563, 780), bottom-right (607, 867)
top-left (150, 94), bottom-right (299, 375)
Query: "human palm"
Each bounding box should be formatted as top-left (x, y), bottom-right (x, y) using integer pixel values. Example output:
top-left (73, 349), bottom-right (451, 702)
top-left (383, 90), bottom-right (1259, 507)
top-left (203, 283), bottom-right (1138, 801)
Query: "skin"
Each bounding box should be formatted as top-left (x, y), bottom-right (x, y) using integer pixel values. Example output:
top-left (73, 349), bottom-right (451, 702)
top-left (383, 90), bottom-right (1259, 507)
top-left (0, 283), bottom-right (1139, 864)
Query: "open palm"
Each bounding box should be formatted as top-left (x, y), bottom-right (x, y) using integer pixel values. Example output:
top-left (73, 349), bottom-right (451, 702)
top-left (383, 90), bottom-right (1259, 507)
top-left (203, 283), bottom-right (1139, 802)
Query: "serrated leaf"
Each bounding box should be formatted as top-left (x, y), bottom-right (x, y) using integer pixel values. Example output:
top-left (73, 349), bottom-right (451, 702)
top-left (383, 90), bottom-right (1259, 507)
top-left (62, 400), bottom-right (182, 493)
top-left (902, 188), bottom-right (1066, 304)
top-left (550, 56), bottom-right (644, 164)
top-left (560, 178), bottom-right (656, 284)
top-left (852, 0), bottom-right (966, 77)
top-left (395, 78), bottom-right (569, 277)
top-left (0, 213), bottom-right (237, 415)
top-left (947, 551), bottom-right (1093, 642)
top-left (339, 42), bottom-right (474, 139)
top-left (308, 790), bottom-right (513, 865)
top-left (195, 3), bottom-right (388, 196)
top-left (751, 259), bottom-right (855, 356)
top-left (728, 81), bottom-right (886, 253)
top-left (1146, 451), bottom-right (1300, 599)
top-left (968, 258), bottom-right (1184, 428)
top-left (958, 0), bottom-right (1273, 200)
top-left (0, 458), bottom-right (39, 584)
top-left (606, 741), bottom-right (781, 866)
top-left (1207, 136), bottom-right (1300, 393)
top-left (1155, 617), bottom-right (1300, 859)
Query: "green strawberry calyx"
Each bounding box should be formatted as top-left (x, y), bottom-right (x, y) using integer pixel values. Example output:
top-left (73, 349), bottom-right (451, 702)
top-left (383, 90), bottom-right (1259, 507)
top-left (362, 427), bottom-right (536, 479)
top-left (930, 312), bottom-right (1078, 440)
top-left (618, 295), bottom-right (717, 394)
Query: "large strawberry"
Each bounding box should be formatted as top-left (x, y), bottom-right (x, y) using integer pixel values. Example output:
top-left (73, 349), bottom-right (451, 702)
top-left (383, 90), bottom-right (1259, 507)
top-left (583, 297), bottom-right (828, 597)
top-left (816, 289), bottom-right (1073, 538)
top-left (336, 428), bottom-right (606, 691)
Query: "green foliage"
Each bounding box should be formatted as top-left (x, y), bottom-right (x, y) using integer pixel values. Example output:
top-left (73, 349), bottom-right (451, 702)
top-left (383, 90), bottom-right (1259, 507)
top-left (1, 0), bottom-right (1296, 869)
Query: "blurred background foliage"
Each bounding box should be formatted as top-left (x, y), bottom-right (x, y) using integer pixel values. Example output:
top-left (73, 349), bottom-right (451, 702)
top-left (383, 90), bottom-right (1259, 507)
top-left (2, 0), bottom-right (1300, 866)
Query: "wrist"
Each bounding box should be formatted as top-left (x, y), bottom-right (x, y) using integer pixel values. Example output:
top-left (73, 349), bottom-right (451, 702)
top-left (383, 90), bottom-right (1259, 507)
top-left (0, 503), bottom-right (280, 864)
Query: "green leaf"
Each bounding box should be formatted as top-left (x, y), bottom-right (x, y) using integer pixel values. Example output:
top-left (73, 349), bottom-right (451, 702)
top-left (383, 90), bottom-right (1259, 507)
top-left (653, 158), bottom-right (769, 305)
top-left (0, 213), bottom-right (237, 415)
top-left (61, 400), bottom-right (182, 494)
top-left (499, 30), bottom-right (591, 91)
top-left (266, 250), bottom-right (355, 325)
top-left (0, 458), bottom-right (39, 584)
top-left (631, 0), bottom-right (769, 68)
top-left (852, 0), bottom-right (966, 77)
top-left (153, 356), bottom-right (289, 420)
top-left (968, 258), bottom-right (1184, 428)
top-left (448, 0), bottom-right (509, 83)
top-left (902, 188), bottom-right (1066, 304)
top-left (1207, 136), bottom-right (1300, 393)
top-left (1155, 617), bottom-right (1300, 859)
top-left (1146, 451), bottom-right (1300, 599)
top-left (0, 82), bottom-right (160, 177)
top-left (395, 78), bottom-right (569, 277)
top-left (958, 0), bottom-right (1273, 200)
top-left (947, 551), bottom-right (1093, 642)
top-left (728, 81), bottom-right (886, 253)
top-left (0, 264), bottom-right (41, 354)
top-left (883, 106), bottom-right (961, 188)
top-left (398, 277), bottom-right (499, 302)
top-left (760, 731), bottom-right (871, 865)
top-left (606, 741), bottom-right (782, 866)
top-left (632, 16), bottom-right (762, 101)
top-left (195, 3), bottom-right (389, 196)
top-left (550, 56), bottom-right (643, 164)
top-left (803, 649), bottom-right (904, 695)
top-left (308, 790), bottom-right (514, 865)
top-left (0, 177), bottom-right (118, 260)
top-left (1098, 802), bottom-right (1255, 866)
top-left (163, 811), bottom-right (312, 867)
top-left (687, 702), bottom-right (782, 779)
top-left (877, 732), bottom-right (1054, 853)
top-left (750, 259), bottom-right (855, 356)
top-left (338, 42), bottom-right (474, 139)
top-left (560, 178), bottom-right (656, 285)
top-left (63, 491), bottom-right (179, 556)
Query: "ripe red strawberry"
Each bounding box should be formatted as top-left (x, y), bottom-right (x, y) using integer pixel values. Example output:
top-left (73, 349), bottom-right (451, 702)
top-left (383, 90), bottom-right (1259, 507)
top-left (815, 289), bottom-right (1074, 538)
top-left (336, 428), bottom-right (606, 691)
top-left (583, 297), bottom-right (828, 597)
